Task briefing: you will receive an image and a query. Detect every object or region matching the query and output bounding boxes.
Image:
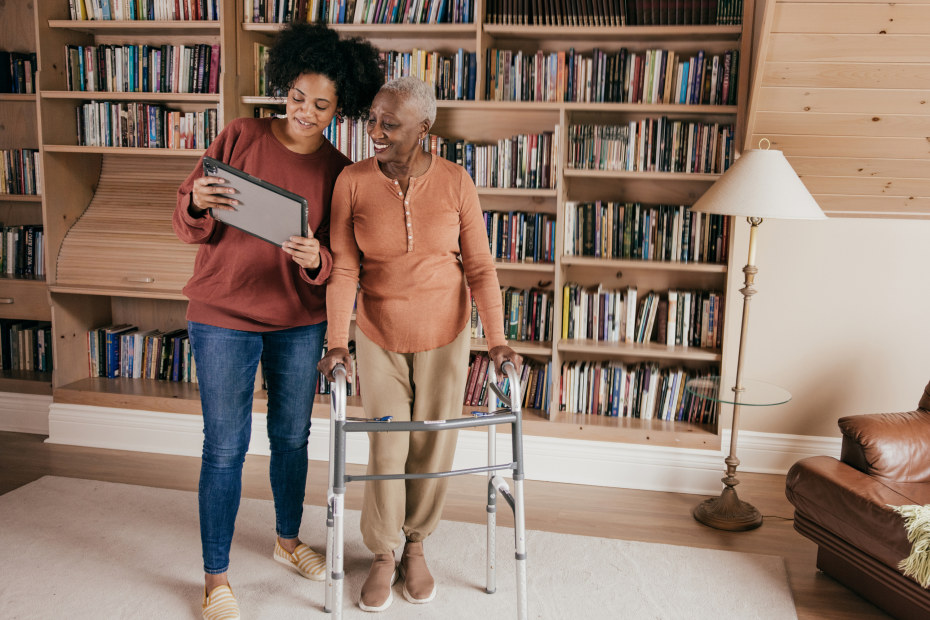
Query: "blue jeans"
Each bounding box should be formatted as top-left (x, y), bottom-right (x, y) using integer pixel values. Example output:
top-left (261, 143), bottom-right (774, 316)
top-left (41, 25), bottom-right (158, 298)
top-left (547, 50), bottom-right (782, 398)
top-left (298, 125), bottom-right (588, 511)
top-left (188, 320), bottom-right (326, 574)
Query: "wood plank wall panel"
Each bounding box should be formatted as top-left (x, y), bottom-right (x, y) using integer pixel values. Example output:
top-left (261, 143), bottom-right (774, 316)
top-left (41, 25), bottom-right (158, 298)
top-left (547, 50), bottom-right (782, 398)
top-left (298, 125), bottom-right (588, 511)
top-left (747, 0), bottom-right (930, 218)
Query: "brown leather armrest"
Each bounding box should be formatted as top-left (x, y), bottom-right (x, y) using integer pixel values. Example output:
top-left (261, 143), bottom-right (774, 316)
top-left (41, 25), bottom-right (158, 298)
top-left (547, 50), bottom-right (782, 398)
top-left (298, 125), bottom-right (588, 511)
top-left (786, 456), bottom-right (913, 569)
top-left (839, 410), bottom-right (930, 483)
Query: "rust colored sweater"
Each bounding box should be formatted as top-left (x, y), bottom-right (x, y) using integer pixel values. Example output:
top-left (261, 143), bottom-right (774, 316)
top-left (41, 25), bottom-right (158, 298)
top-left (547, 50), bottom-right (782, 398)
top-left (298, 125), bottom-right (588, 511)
top-left (174, 117), bottom-right (351, 331)
top-left (327, 155), bottom-right (507, 353)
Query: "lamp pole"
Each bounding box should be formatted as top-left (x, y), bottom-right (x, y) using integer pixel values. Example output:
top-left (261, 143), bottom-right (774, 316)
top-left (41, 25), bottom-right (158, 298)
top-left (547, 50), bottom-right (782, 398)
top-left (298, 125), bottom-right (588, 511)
top-left (692, 216), bottom-right (764, 531)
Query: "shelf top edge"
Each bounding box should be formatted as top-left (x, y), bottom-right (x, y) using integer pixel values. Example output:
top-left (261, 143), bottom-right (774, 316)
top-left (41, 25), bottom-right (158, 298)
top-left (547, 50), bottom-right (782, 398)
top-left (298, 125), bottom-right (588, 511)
top-left (43, 145), bottom-right (205, 157)
top-left (42, 91), bottom-right (219, 101)
top-left (492, 261), bottom-right (557, 273)
top-left (241, 97), bottom-right (734, 114)
top-left (564, 169), bottom-right (722, 181)
top-left (49, 285), bottom-right (186, 300)
top-left (48, 19), bottom-right (220, 31)
top-left (0, 193), bottom-right (42, 201)
top-left (560, 257), bottom-right (727, 273)
top-left (483, 24), bottom-right (743, 42)
top-left (558, 340), bottom-right (722, 361)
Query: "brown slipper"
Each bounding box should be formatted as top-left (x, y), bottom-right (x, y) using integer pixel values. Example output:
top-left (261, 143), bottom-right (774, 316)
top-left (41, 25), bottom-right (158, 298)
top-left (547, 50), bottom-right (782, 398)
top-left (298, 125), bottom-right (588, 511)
top-left (359, 553), bottom-right (398, 612)
top-left (399, 541), bottom-right (436, 604)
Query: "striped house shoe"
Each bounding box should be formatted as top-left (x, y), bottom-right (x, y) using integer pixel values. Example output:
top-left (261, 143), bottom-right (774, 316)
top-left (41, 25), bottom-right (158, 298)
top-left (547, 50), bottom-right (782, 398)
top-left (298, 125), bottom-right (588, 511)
top-left (202, 584), bottom-right (240, 620)
top-left (273, 539), bottom-right (327, 581)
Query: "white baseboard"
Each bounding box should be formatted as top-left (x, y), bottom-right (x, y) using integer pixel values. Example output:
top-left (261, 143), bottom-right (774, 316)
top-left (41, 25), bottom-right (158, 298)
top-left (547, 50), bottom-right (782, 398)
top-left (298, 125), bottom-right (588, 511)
top-left (0, 393), bottom-right (53, 434)
top-left (46, 403), bottom-right (841, 495)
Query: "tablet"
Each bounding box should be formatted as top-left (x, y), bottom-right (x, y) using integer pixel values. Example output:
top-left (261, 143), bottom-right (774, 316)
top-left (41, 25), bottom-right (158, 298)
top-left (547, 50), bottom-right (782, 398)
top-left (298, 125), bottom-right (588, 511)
top-left (202, 156), bottom-right (308, 247)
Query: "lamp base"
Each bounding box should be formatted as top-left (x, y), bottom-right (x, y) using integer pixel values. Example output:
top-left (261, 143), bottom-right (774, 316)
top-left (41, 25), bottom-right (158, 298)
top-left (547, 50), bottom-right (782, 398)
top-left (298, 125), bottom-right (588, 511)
top-left (692, 486), bottom-right (763, 531)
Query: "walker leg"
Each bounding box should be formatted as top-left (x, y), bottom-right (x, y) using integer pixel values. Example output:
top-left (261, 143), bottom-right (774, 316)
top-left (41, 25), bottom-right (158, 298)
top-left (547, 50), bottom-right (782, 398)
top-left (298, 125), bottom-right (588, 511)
top-left (326, 366), bottom-right (348, 618)
top-left (331, 490), bottom-right (345, 619)
top-left (324, 499), bottom-right (334, 613)
top-left (486, 427), bottom-right (497, 594)
top-left (329, 417), bottom-right (347, 619)
top-left (486, 366), bottom-right (499, 595)
top-left (510, 386), bottom-right (528, 620)
top-left (513, 477), bottom-right (527, 620)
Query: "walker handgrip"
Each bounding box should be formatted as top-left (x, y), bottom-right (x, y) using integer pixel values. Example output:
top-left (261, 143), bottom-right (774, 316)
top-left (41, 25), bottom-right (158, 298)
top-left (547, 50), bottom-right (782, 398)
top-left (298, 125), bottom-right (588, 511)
top-left (331, 364), bottom-right (347, 421)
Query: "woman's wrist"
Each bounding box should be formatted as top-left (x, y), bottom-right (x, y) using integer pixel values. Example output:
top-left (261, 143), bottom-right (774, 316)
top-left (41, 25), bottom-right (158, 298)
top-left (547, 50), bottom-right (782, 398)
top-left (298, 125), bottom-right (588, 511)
top-left (187, 195), bottom-right (206, 218)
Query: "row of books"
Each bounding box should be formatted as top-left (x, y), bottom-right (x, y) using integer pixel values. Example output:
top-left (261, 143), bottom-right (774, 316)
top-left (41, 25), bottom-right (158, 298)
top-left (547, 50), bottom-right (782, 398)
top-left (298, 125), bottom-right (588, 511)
top-left (485, 0), bottom-right (741, 26)
top-left (485, 47), bottom-right (738, 106)
top-left (505, 287), bottom-right (554, 342)
top-left (247, 0), bottom-right (475, 23)
top-left (563, 201), bottom-right (729, 264)
top-left (562, 284), bottom-right (723, 349)
top-left (470, 287), bottom-right (555, 344)
top-left (325, 122), bottom-right (560, 190)
top-left (426, 132), bottom-right (559, 189)
top-left (566, 120), bottom-right (734, 174)
top-left (87, 324), bottom-right (197, 382)
top-left (464, 353), bottom-right (551, 412)
top-left (0, 51), bottom-right (37, 94)
top-left (69, 0), bottom-right (219, 20)
top-left (626, 0), bottom-right (742, 26)
top-left (324, 118), bottom-right (377, 162)
top-left (1, 150), bottom-right (41, 196)
top-left (76, 103), bottom-right (218, 149)
top-left (380, 49), bottom-right (477, 101)
top-left (2, 225), bottom-right (45, 279)
top-left (254, 44), bottom-right (476, 101)
top-left (0, 320), bottom-right (52, 373)
top-left (483, 210), bottom-right (557, 264)
top-left (65, 44), bottom-right (221, 95)
top-left (559, 361), bottom-right (718, 423)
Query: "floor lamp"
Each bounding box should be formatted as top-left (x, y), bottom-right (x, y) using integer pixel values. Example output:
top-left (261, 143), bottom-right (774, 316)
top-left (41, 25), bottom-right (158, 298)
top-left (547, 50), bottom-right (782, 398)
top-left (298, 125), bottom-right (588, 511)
top-left (688, 143), bottom-right (825, 531)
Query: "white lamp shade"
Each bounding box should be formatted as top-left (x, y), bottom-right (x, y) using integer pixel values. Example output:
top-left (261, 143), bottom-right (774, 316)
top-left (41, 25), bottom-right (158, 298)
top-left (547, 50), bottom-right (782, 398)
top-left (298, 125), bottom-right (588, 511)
top-left (689, 149), bottom-right (826, 220)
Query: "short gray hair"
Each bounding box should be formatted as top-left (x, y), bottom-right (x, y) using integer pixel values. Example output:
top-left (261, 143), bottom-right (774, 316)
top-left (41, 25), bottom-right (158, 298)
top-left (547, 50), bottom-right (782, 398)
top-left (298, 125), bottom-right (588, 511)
top-left (381, 76), bottom-right (436, 128)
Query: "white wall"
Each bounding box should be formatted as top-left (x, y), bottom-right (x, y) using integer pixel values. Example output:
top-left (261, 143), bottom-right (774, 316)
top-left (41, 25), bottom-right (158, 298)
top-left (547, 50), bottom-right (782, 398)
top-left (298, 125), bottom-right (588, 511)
top-left (720, 216), bottom-right (930, 438)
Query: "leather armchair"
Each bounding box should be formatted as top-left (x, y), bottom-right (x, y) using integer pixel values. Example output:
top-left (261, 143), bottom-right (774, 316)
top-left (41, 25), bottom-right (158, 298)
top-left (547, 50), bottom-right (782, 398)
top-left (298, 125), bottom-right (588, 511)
top-left (785, 381), bottom-right (930, 620)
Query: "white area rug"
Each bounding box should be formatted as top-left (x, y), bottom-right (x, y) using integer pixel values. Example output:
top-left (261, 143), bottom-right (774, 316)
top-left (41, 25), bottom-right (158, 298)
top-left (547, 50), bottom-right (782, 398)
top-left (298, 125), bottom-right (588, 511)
top-left (0, 477), bottom-right (796, 619)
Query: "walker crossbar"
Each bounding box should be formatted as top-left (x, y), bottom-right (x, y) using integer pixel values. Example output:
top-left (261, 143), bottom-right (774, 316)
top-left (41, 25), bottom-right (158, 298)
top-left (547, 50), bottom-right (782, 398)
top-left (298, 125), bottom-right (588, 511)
top-left (340, 411), bottom-right (518, 433)
top-left (324, 361), bottom-right (528, 619)
top-left (347, 462), bottom-right (515, 483)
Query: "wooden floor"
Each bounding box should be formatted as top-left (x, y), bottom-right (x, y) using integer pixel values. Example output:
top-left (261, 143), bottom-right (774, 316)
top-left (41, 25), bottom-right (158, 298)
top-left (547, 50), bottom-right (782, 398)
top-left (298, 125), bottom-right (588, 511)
top-left (0, 431), bottom-right (888, 619)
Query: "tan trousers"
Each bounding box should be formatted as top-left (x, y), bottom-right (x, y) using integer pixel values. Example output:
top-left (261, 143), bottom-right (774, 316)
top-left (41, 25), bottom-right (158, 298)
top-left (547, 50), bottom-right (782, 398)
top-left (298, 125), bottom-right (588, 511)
top-left (355, 326), bottom-right (471, 554)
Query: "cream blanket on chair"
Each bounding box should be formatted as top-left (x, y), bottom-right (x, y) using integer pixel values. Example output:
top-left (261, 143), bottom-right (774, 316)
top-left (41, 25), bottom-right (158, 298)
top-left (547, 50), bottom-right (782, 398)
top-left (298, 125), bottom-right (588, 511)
top-left (892, 504), bottom-right (930, 588)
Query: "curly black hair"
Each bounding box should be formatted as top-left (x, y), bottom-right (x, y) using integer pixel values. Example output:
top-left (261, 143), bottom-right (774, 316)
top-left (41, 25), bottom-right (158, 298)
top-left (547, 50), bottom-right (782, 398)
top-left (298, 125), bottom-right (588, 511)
top-left (264, 22), bottom-right (384, 120)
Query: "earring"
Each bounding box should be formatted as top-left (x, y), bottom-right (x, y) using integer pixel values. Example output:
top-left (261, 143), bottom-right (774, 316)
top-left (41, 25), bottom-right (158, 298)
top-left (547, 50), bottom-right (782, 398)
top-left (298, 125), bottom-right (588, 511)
top-left (336, 113), bottom-right (345, 124)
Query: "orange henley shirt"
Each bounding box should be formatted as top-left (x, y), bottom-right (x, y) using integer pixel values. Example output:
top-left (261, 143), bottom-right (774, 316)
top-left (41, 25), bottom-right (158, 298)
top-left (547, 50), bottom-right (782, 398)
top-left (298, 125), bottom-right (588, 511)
top-left (327, 155), bottom-right (507, 354)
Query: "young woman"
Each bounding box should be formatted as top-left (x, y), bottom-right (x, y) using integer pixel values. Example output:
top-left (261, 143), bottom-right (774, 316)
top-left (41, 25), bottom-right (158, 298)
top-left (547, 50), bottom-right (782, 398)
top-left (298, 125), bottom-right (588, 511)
top-left (173, 23), bottom-right (382, 620)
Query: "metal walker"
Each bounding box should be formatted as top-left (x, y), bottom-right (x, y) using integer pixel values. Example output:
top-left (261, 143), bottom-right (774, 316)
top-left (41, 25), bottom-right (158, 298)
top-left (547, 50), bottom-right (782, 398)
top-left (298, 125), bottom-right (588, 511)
top-left (323, 362), bottom-right (528, 619)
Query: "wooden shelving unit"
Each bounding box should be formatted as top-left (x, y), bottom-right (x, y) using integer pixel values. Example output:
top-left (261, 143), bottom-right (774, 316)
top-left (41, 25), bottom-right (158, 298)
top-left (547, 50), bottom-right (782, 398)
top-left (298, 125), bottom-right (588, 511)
top-left (1, 1), bottom-right (49, 396)
top-left (23, 0), bottom-right (754, 453)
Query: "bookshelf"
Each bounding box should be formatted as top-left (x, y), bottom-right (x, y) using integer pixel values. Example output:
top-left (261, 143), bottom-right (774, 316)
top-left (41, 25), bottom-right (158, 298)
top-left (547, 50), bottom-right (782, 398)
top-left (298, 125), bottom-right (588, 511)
top-left (28, 0), bottom-right (754, 454)
top-left (32, 0), bottom-right (235, 399)
top-left (0, 1), bottom-right (51, 396)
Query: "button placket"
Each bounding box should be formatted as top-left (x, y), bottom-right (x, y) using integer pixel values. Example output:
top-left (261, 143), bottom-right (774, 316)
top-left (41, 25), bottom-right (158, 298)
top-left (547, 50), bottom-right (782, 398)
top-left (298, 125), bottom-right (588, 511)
top-left (404, 179), bottom-right (414, 252)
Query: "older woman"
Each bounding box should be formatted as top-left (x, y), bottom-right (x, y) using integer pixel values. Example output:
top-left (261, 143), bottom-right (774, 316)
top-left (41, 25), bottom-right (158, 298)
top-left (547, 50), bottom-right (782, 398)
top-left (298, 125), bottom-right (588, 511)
top-left (318, 76), bottom-right (521, 612)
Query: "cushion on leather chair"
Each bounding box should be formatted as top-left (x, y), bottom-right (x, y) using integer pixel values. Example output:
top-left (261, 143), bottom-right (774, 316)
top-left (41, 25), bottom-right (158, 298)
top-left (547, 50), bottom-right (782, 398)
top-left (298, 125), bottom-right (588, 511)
top-left (839, 410), bottom-right (930, 483)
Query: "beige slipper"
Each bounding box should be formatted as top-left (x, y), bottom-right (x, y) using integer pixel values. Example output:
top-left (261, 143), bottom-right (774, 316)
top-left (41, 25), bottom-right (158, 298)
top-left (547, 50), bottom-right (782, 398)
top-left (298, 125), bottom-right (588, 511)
top-left (202, 584), bottom-right (239, 620)
top-left (273, 539), bottom-right (326, 581)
